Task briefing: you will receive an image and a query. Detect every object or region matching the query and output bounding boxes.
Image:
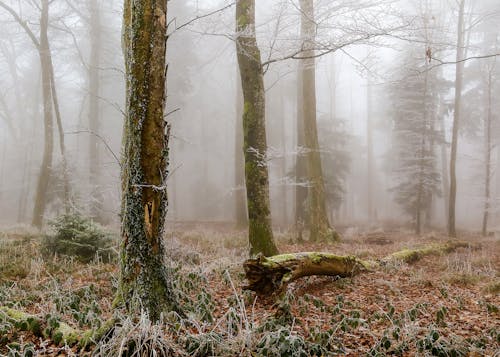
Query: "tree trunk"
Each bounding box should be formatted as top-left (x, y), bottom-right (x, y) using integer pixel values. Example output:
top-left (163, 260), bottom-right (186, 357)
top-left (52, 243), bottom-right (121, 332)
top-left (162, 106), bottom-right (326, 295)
top-left (295, 65), bottom-right (307, 242)
top-left (49, 48), bottom-right (70, 214)
top-left (482, 70), bottom-right (493, 236)
top-left (234, 66), bottom-right (248, 228)
top-left (89, 0), bottom-right (104, 222)
top-left (119, 0), bottom-right (177, 322)
top-left (235, 0), bottom-right (278, 256)
top-left (448, 0), bottom-right (465, 237)
top-left (32, 0), bottom-right (54, 229)
top-left (440, 113), bottom-right (449, 223)
top-left (299, 0), bottom-right (338, 242)
top-left (244, 241), bottom-right (473, 295)
top-left (366, 74), bottom-right (375, 224)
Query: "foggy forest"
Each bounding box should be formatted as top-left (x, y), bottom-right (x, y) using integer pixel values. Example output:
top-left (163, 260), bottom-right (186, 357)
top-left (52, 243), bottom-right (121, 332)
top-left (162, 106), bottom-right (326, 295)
top-left (0, 0), bottom-right (498, 355)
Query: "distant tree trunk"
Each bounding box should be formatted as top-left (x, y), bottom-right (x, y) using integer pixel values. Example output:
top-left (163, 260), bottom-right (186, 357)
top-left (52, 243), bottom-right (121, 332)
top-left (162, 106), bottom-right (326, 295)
top-left (439, 113), bottom-right (449, 223)
top-left (32, 0), bottom-right (54, 229)
top-left (366, 74), bottom-right (375, 223)
top-left (448, 0), bottom-right (465, 237)
top-left (234, 67), bottom-right (248, 228)
top-left (299, 0), bottom-right (338, 242)
top-left (482, 70), bottom-right (493, 236)
top-left (49, 50), bottom-right (70, 213)
top-left (120, 0), bottom-right (177, 321)
top-left (235, 0), bottom-right (278, 256)
top-left (295, 66), bottom-right (307, 242)
top-left (89, 0), bottom-right (104, 221)
top-left (279, 88), bottom-right (288, 228)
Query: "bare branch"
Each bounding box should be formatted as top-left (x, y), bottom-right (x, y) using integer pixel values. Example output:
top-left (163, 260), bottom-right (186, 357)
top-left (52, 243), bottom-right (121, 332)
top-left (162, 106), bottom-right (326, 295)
top-left (0, 1), bottom-right (40, 49)
top-left (170, 2), bottom-right (235, 34)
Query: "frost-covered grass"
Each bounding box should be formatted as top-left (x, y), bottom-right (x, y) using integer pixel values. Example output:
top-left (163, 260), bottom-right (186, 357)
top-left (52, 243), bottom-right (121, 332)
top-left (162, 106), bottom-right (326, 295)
top-left (0, 225), bottom-right (498, 356)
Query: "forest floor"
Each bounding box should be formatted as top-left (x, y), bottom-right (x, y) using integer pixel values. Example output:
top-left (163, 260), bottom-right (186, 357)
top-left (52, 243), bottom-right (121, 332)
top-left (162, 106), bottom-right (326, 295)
top-left (0, 224), bottom-right (498, 356)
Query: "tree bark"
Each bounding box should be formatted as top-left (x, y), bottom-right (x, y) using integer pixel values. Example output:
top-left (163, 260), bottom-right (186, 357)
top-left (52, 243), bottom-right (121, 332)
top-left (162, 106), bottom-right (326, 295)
top-left (120, 0), bottom-right (177, 321)
top-left (32, 0), bottom-right (54, 229)
top-left (299, 0), bottom-right (338, 242)
top-left (448, 0), bottom-right (465, 237)
top-left (235, 0), bottom-right (278, 256)
top-left (234, 66), bottom-right (248, 228)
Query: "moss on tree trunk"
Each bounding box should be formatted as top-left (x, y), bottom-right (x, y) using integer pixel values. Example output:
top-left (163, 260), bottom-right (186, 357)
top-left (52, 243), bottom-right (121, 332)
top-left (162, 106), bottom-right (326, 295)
top-left (235, 0), bottom-right (278, 257)
top-left (120, 0), bottom-right (177, 322)
top-left (32, 0), bottom-right (53, 229)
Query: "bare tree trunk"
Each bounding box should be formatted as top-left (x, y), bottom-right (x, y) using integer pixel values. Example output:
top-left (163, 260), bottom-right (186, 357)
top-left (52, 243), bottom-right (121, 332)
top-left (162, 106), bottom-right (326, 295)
top-left (49, 51), bottom-right (70, 213)
top-left (235, 0), bottom-right (278, 256)
top-left (439, 113), bottom-right (449, 223)
top-left (279, 86), bottom-right (288, 228)
top-left (234, 66), bottom-right (248, 228)
top-left (366, 74), bottom-right (375, 223)
top-left (448, 0), bottom-right (465, 237)
top-left (32, 0), bottom-right (54, 229)
top-left (295, 66), bottom-right (307, 242)
top-left (89, 0), bottom-right (104, 221)
top-left (119, 0), bottom-right (178, 321)
top-left (299, 0), bottom-right (338, 242)
top-left (482, 70), bottom-right (493, 236)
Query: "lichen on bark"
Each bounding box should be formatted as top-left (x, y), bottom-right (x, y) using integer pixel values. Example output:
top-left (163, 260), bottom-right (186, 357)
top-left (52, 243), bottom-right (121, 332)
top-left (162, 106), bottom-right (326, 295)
top-left (119, 0), bottom-right (177, 322)
top-left (236, 0), bottom-right (278, 257)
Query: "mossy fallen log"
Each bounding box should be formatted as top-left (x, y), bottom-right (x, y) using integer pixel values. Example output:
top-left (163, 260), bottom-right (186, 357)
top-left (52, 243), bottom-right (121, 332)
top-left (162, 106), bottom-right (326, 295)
top-left (243, 241), bottom-right (475, 294)
top-left (0, 306), bottom-right (115, 348)
top-left (381, 241), bottom-right (472, 264)
top-left (244, 253), bottom-right (372, 294)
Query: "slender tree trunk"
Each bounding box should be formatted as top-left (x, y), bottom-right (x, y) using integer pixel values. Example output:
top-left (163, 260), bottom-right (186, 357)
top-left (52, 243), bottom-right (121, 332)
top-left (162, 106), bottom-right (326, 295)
top-left (482, 71), bottom-right (493, 236)
top-left (234, 67), bottom-right (248, 228)
top-left (235, 0), bottom-right (278, 256)
top-left (439, 112), bottom-right (449, 223)
top-left (119, 0), bottom-right (177, 321)
top-left (295, 66), bottom-right (307, 242)
top-left (89, 0), bottom-right (103, 221)
top-left (279, 87), bottom-right (288, 228)
top-left (32, 0), bottom-right (54, 229)
top-left (299, 0), bottom-right (338, 242)
top-left (49, 51), bottom-right (70, 213)
top-left (448, 0), bottom-right (465, 237)
top-left (366, 75), bottom-right (375, 223)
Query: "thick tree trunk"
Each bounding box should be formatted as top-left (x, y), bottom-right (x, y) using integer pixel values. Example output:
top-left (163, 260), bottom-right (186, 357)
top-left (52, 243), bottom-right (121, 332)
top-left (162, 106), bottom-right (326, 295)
top-left (89, 0), bottom-right (104, 222)
top-left (244, 241), bottom-right (473, 295)
top-left (235, 0), bottom-right (278, 256)
top-left (235, 66), bottom-right (248, 228)
top-left (448, 0), bottom-right (465, 237)
top-left (299, 0), bottom-right (338, 242)
top-left (32, 0), bottom-right (54, 229)
top-left (120, 0), bottom-right (177, 322)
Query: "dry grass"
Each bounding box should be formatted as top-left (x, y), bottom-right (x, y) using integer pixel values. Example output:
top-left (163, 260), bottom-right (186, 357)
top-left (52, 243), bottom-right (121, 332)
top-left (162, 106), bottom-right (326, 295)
top-left (0, 226), bottom-right (498, 356)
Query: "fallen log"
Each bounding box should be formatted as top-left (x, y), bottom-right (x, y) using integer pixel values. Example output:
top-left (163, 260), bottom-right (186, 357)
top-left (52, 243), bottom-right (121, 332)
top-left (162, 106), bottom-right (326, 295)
top-left (0, 306), bottom-right (115, 348)
top-left (243, 241), bottom-right (475, 294)
top-left (244, 253), bottom-right (372, 294)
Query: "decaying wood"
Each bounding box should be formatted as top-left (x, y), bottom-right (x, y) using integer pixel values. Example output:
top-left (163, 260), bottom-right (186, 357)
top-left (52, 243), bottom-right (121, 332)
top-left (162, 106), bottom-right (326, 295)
top-left (0, 306), bottom-right (115, 348)
top-left (244, 241), bottom-right (475, 294)
top-left (244, 253), bottom-right (371, 294)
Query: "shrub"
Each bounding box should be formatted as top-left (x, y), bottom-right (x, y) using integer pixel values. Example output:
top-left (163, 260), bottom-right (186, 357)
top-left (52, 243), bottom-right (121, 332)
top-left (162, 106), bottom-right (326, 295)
top-left (42, 213), bottom-right (116, 263)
